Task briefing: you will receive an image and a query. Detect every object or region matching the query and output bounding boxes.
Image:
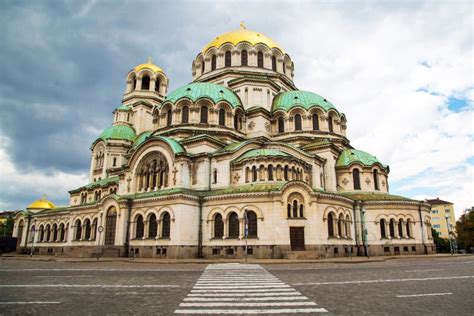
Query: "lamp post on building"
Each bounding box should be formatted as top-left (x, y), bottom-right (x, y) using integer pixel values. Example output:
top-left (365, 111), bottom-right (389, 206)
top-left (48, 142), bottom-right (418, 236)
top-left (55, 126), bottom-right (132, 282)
top-left (30, 225), bottom-right (36, 257)
top-left (445, 214), bottom-right (454, 256)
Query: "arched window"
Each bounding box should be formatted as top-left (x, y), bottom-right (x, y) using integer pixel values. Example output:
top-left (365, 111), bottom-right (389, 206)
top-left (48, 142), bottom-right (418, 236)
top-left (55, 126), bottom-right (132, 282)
top-left (284, 165), bottom-right (289, 181)
top-left (59, 223), bottom-right (65, 242)
top-left (225, 51), bottom-right (231, 67)
top-left (213, 169), bottom-right (218, 184)
top-left (214, 213), bottom-right (224, 238)
top-left (241, 50), bottom-right (248, 66)
top-left (398, 220), bottom-right (404, 238)
top-left (52, 224), bottom-right (58, 242)
top-left (373, 169), bottom-right (380, 190)
top-left (294, 114), bottom-right (302, 131)
top-left (92, 218), bottom-right (97, 240)
top-left (200, 106), bottom-right (208, 123)
top-left (161, 212), bottom-right (171, 238)
top-left (406, 219), bottom-right (412, 238)
top-left (287, 204), bottom-right (291, 218)
top-left (278, 117), bottom-right (285, 133)
top-left (246, 211), bottom-right (258, 238)
top-left (292, 200), bottom-right (298, 218)
top-left (228, 212), bottom-right (239, 238)
top-left (39, 225), bottom-right (44, 242)
top-left (328, 115), bottom-right (334, 133)
top-left (257, 51), bottom-right (264, 68)
top-left (131, 76), bottom-right (136, 91)
top-left (84, 219), bottom-right (91, 240)
top-left (380, 219), bottom-right (387, 238)
top-left (234, 114), bottom-right (239, 129)
top-left (201, 61), bottom-right (205, 74)
top-left (252, 166), bottom-right (258, 182)
top-left (166, 109), bottom-right (172, 127)
top-left (338, 214), bottom-right (344, 237)
top-left (345, 215), bottom-right (351, 238)
top-left (75, 220), bottom-right (82, 240)
top-left (328, 213), bottom-right (334, 237)
top-left (155, 79), bottom-right (160, 93)
top-left (148, 214), bottom-right (157, 238)
top-left (299, 204), bottom-right (304, 218)
top-left (135, 215), bottom-right (144, 239)
top-left (312, 113), bottom-right (319, 130)
top-left (268, 165), bottom-right (274, 180)
top-left (141, 75), bottom-right (150, 90)
top-left (271, 56), bottom-right (277, 71)
top-left (389, 219), bottom-right (395, 238)
top-left (353, 169), bottom-right (361, 190)
top-left (211, 55), bottom-right (216, 70)
top-left (181, 106), bottom-right (189, 123)
top-left (218, 108), bottom-right (226, 126)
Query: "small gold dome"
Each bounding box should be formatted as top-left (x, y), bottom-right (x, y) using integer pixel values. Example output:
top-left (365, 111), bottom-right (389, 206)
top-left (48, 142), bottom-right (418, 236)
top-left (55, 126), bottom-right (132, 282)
top-left (134, 57), bottom-right (163, 73)
top-left (202, 24), bottom-right (283, 54)
top-left (27, 195), bottom-right (56, 210)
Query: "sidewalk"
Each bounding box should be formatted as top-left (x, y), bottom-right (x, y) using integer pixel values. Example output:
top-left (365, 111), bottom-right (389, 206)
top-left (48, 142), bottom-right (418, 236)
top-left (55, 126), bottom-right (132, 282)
top-left (1, 253), bottom-right (469, 265)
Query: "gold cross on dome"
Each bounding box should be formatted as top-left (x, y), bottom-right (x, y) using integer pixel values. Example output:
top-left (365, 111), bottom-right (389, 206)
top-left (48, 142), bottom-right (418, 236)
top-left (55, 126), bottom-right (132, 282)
top-left (147, 56), bottom-right (152, 64)
top-left (240, 21), bottom-right (246, 30)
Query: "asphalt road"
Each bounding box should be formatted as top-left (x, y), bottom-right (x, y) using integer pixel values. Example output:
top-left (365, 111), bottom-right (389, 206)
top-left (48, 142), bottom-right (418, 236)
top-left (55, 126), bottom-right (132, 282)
top-left (0, 256), bottom-right (472, 315)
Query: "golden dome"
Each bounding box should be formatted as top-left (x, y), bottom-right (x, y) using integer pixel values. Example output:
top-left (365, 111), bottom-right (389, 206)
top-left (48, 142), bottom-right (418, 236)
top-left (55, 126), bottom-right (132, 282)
top-left (134, 57), bottom-right (163, 73)
top-left (202, 24), bottom-right (283, 54)
top-left (27, 195), bottom-right (56, 210)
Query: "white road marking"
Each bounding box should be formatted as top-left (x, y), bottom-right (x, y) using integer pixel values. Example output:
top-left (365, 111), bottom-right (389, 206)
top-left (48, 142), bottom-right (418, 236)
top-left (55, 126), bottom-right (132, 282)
top-left (396, 292), bottom-right (453, 298)
top-left (34, 275), bottom-right (94, 278)
top-left (187, 292), bottom-right (300, 297)
top-left (0, 284), bottom-right (180, 288)
top-left (404, 269), bottom-right (443, 272)
top-left (175, 263), bottom-right (328, 314)
top-left (184, 296), bottom-right (309, 302)
top-left (175, 308), bottom-right (328, 314)
top-left (179, 302), bottom-right (317, 307)
top-left (0, 301), bottom-right (60, 305)
top-left (293, 275), bottom-right (474, 285)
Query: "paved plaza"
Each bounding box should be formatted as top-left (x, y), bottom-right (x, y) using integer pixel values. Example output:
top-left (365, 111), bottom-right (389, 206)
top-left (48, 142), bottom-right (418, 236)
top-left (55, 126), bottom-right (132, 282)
top-left (0, 256), bottom-right (472, 315)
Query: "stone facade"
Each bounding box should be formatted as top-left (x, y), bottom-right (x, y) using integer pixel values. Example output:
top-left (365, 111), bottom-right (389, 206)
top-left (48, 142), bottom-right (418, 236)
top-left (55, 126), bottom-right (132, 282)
top-left (13, 26), bottom-right (435, 258)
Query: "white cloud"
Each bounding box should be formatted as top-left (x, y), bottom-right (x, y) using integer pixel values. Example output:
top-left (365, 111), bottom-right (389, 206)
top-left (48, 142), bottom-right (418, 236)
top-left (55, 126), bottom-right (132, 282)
top-left (0, 136), bottom-right (88, 209)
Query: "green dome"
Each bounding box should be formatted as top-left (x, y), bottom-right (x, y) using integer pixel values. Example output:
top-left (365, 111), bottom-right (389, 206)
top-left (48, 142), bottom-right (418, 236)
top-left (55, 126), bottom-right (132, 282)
top-left (336, 149), bottom-right (387, 169)
top-left (234, 148), bottom-right (290, 163)
top-left (272, 90), bottom-right (337, 113)
top-left (133, 131), bottom-right (153, 149)
top-left (164, 82), bottom-right (242, 108)
top-left (98, 124), bottom-right (136, 142)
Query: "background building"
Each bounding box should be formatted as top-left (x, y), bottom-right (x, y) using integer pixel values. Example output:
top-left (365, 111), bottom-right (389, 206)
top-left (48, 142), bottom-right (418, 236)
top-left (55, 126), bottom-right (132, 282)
top-left (426, 198), bottom-right (456, 238)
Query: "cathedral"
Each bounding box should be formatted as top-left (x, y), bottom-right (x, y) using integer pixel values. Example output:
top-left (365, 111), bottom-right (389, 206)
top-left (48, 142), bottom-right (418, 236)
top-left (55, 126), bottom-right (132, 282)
top-left (13, 26), bottom-right (435, 258)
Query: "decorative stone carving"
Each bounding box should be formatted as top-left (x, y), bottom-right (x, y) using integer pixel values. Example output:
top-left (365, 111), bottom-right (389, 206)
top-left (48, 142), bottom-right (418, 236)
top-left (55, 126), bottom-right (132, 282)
top-left (248, 121), bottom-right (255, 130)
top-left (365, 178), bottom-right (371, 185)
top-left (264, 122), bottom-right (270, 132)
top-left (341, 178), bottom-right (349, 186)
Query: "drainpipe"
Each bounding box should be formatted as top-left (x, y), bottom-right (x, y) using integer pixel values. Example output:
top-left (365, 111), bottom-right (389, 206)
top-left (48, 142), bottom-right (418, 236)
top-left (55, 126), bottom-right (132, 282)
top-left (418, 201), bottom-right (427, 254)
top-left (24, 214), bottom-right (31, 249)
top-left (198, 197), bottom-right (203, 259)
top-left (124, 199), bottom-right (133, 257)
top-left (360, 203), bottom-right (369, 258)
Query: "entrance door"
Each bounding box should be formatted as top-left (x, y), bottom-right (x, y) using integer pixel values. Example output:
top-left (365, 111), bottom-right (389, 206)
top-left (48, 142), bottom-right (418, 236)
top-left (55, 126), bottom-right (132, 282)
top-left (105, 207), bottom-right (117, 246)
top-left (290, 227), bottom-right (305, 251)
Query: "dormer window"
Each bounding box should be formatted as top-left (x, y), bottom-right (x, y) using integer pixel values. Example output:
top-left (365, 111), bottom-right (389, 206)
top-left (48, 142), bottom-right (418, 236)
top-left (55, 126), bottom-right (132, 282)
top-left (225, 51), bottom-right (231, 67)
top-left (141, 75), bottom-right (150, 90)
top-left (241, 50), bottom-right (248, 66)
top-left (257, 51), bottom-right (264, 68)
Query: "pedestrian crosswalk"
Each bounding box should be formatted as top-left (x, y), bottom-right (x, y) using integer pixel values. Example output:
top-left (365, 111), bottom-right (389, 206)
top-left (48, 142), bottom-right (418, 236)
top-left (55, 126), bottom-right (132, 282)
top-left (174, 263), bottom-right (328, 314)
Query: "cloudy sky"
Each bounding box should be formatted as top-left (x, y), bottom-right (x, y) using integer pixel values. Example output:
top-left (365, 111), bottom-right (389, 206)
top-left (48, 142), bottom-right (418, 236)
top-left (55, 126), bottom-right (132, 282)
top-left (0, 0), bottom-right (472, 218)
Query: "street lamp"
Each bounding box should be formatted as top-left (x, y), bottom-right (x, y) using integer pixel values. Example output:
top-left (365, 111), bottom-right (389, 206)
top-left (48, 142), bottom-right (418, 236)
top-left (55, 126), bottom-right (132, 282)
top-left (445, 215), bottom-right (454, 256)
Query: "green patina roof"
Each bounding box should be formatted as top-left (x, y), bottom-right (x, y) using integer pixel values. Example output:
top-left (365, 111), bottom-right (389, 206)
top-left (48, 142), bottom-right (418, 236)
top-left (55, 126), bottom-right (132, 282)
top-left (164, 82), bottom-right (242, 108)
top-left (98, 124), bottom-right (136, 142)
top-left (339, 192), bottom-right (414, 202)
top-left (115, 105), bottom-right (130, 111)
top-left (133, 131), bottom-right (153, 149)
top-left (234, 148), bottom-right (290, 163)
top-left (336, 149), bottom-right (387, 168)
top-left (272, 90), bottom-right (337, 113)
top-left (69, 176), bottom-right (120, 194)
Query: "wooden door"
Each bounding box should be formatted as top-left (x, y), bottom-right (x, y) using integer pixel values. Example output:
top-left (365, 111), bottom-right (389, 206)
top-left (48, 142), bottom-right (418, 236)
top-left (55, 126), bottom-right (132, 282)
top-left (290, 227), bottom-right (305, 251)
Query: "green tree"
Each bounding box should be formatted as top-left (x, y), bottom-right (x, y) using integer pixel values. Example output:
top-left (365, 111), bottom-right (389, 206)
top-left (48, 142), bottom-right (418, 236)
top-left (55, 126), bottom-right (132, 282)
top-left (431, 228), bottom-right (451, 253)
top-left (456, 209), bottom-right (474, 252)
top-left (0, 215), bottom-right (14, 237)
